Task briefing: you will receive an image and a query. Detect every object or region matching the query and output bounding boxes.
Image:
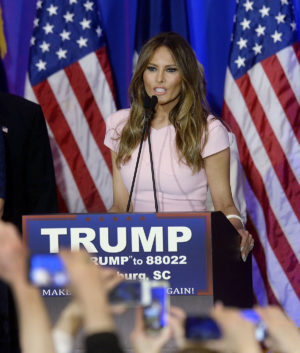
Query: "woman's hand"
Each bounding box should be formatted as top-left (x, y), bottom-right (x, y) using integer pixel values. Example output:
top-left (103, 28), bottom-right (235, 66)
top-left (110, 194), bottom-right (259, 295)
top-left (238, 228), bottom-right (254, 262)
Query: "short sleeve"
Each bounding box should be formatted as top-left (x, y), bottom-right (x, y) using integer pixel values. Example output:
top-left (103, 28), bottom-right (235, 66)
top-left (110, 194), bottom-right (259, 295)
top-left (104, 109), bottom-right (130, 152)
top-left (202, 117), bottom-right (230, 158)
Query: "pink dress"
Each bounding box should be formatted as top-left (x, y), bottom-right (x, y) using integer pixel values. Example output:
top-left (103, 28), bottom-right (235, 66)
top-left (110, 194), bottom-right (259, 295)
top-left (104, 109), bottom-right (229, 212)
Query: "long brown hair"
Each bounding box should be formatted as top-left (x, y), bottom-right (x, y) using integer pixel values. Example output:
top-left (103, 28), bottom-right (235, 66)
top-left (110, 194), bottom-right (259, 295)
top-left (116, 32), bottom-right (210, 173)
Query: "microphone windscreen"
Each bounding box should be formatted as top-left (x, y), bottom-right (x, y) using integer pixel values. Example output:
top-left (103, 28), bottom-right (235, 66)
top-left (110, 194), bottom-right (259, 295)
top-left (144, 95), bottom-right (158, 110)
top-left (150, 95), bottom-right (158, 110)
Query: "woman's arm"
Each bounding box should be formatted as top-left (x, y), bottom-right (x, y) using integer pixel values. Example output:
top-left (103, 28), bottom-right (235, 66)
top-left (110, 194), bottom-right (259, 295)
top-left (204, 148), bottom-right (253, 260)
top-left (108, 151), bottom-right (132, 213)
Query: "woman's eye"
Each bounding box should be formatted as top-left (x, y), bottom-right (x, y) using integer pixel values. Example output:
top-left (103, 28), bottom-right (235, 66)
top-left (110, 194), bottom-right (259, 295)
top-left (166, 67), bottom-right (177, 72)
top-left (147, 66), bottom-right (156, 72)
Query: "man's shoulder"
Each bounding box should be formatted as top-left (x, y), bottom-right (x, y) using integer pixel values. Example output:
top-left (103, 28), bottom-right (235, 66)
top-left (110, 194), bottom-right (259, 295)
top-left (0, 92), bottom-right (40, 112)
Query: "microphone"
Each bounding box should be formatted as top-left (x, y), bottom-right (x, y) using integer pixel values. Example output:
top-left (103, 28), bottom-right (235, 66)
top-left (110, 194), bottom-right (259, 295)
top-left (144, 95), bottom-right (158, 120)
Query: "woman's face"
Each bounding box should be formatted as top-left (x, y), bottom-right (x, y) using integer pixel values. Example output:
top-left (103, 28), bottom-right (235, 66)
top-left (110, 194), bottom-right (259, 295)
top-left (143, 46), bottom-right (182, 110)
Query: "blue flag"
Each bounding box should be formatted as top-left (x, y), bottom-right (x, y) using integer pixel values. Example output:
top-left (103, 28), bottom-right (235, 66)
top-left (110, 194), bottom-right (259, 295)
top-left (134, 0), bottom-right (189, 53)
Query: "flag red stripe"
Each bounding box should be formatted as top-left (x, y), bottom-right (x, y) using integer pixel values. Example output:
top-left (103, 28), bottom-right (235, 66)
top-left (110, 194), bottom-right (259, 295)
top-left (33, 80), bottom-right (106, 212)
top-left (64, 62), bottom-right (112, 172)
top-left (56, 186), bottom-right (69, 213)
top-left (223, 101), bottom-right (300, 298)
top-left (95, 46), bottom-right (117, 101)
top-left (261, 55), bottom-right (300, 142)
top-left (246, 214), bottom-right (280, 305)
top-left (236, 74), bottom-right (300, 221)
top-left (293, 42), bottom-right (300, 64)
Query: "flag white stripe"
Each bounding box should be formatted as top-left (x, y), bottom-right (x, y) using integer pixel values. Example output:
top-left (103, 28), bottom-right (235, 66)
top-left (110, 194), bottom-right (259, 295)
top-left (24, 75), bottom-right (87, 212)
top-left (244, 178), bottom-right (300, 326)
top-left (47, 70), bottom-right (113, 209)
top-left (224, 68), bottom-right (300, 254)
top-left (248, 63), bottom-right (300, 181)
top-left (79, 52), bottom-right (116, 121)
top-left (277, 46), bottom-right (300, 104)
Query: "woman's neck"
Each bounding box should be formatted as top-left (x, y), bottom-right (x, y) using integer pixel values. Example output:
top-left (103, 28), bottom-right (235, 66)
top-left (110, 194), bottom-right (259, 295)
top-left (151, 103), bottom-right (172, 129)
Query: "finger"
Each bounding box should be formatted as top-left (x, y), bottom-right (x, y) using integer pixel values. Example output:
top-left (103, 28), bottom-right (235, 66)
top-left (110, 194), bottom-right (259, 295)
top-left (134, 306), bottom-right (145, 331)
top-left (110, 304), bottom-right (127, 314)
top-left (105, 273), bottom-right (123, 292)
top-left (169, 306), bottom-right (186, 321)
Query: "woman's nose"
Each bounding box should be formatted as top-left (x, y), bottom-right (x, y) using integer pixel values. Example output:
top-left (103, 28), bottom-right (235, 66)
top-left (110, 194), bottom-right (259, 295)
top-left (156, 69), bottom-right (165, 83)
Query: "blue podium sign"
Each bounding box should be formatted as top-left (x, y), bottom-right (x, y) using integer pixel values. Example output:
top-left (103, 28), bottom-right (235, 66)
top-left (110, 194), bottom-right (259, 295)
top-left (23, 212), bottom-right (213, 296)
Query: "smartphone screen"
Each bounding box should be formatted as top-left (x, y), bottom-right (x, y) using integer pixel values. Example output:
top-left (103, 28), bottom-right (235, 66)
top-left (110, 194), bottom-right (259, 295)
top-left (29, 254), bottom-right (69, 288)
top-left (143, 281), bottom-right (169, 332)
top-left (185, 316), bottom-right (222, 340)
top-left (109, 280), bottom-right (151, 306)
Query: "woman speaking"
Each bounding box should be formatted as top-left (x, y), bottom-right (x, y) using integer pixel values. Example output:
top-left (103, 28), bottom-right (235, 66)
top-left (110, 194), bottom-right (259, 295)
top-left (104, 32), bottom-right (253, 261)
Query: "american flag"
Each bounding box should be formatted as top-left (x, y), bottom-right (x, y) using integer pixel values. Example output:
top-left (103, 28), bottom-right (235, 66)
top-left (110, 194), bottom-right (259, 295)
top-left (25, 0), bottom-right (116, 213)
top-left (223, 0), bottom-right (300, 324)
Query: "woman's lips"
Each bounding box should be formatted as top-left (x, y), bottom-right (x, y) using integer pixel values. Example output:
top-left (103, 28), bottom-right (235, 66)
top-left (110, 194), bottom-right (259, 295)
top-left (154, 87), bottom-right (166, 94)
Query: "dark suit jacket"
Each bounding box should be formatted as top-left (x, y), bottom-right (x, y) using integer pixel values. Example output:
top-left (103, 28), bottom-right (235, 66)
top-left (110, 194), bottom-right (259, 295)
top-left (0, 92), bottom-right (58, 231)
top-left (0, 93), bottom-right (58, 353)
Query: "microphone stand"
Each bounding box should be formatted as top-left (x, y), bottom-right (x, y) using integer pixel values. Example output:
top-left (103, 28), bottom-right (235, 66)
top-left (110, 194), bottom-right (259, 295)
top-left (146, 116), bottom-right (159, 212)
top-left (126, 97), bottom-right (159, 212)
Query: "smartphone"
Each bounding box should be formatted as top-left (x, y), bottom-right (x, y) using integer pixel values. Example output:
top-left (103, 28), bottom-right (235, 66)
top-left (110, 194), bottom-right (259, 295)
top-left (185, 316), bottom-right (222, 340)
top-left (143, 281), bottom-right (169, 332)
top-left (109, 280), bottom-right (151, 306)
top-left (29, 254), bottom-right (70, 288)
